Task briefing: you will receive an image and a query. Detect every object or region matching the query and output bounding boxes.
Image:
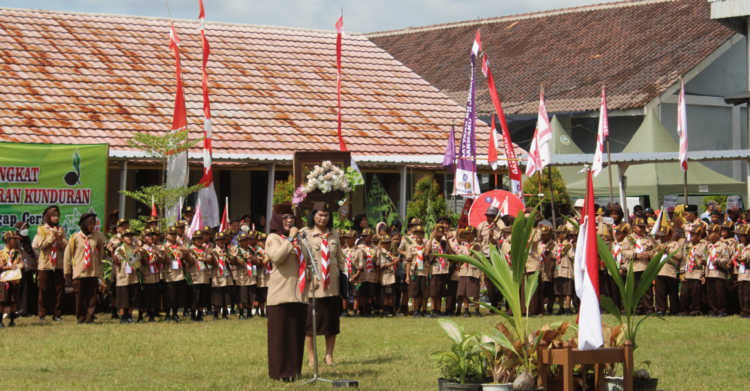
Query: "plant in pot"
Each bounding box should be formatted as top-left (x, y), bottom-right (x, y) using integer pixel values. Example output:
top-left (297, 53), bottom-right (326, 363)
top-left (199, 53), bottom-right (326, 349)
top-left (477, 328), bottom-right (516, 390)
top-left (444, 207), bottom-right (544, 391)
top-left (431, 319), bottom-right (484, 391)
top-left (595, 236), bottom-right (678, 391)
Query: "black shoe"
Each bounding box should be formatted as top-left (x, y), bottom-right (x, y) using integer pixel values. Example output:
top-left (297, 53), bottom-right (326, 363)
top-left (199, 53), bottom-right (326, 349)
top-left (565, 309), bottom-right (573, 316)
top-left (387, 311), bottom-right (394, 318)
top-left (475, 309), bottom-right (483, 318)
top-left (53, 317), bottom-right (62, 322)
top-left (39, 316), bottom-right (46, 322)
top-left (462, 309), bottom-right (471, 317)
top-left (120, 318), bottom-right (129, 324)
top-left (136, 317), bottom-right (144, 324)
top-left (148, 316), bottom-right (156, 323)
top-left (85, 321), bottom-right (95, 324)
top-left (127, 316), bottom-right (134, 324)
top-left (718, 313), bottom-right (728, 318)
top-left (77, 320), bottom-right (84, 324)
top-left (413, 311), bottom-right (421, 319)
top-left (183, 310), bottom-right (190, 318)
top-left (164, 315), bottom-right (173, 323)
top-left (239, 314), bottom-right (247, 320)
top-left (396, 312), bottom-right (404, 317)
top-left (111, 312), bottom-right (120, 320)
top-left (341, 311), bottom-right (349, 318)
top-left (8, 320), bottom-right (15, 328)
top-left (657, 311), bottom-right (665, 317)
top-left (173, 314), bottom-right (181, 323)
top-left (213, 315), bottom-right (220, 321)
top-left (222, 314), bottom-right (229, 320)
top-left (206, 310), bottom-right (214, 316)
top-left (710, 314), bottom-right (719, 318)
top-left (556, 309), bottom-right (566, 316)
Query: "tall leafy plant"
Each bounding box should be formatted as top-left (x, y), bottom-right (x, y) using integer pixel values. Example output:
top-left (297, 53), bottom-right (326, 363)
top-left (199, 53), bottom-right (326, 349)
top-left (521, 166), bottom-right (571, 212)
top-left (406, 175), bottom-right (457, 232)
top-left (430, 319), bottom-right (483, 384)
top-left (444, 206), bottom-right (541, 383)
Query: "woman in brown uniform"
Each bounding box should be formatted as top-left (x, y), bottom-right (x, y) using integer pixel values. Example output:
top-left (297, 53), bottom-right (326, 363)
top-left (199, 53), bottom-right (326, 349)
top-left (63, 213), bottom-right (105, 324)
top-left (302, 202), bottom-right (346, 366)
top-left (266, 203), bottom-right (310, 381)
top-left (0, 231), bottom-right (24, 328)
top-left (33, 205), bottom-right (67, 322)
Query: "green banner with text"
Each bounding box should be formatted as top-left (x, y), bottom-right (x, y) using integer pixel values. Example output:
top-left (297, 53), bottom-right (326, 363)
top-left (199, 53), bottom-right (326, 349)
top-left (0, 142), bottom-right (108, 240)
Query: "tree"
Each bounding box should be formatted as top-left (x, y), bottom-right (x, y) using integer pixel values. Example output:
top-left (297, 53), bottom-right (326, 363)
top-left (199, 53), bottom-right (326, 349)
top-left (701, 195), bottom-right (727, 213)
top-left (273, 175), bottom-right (295, 205)
top-left (406, 175), bottom-right (457, 232)
top-left (120, 131), bottom-right (205, 230)
top-left (521, 167), bottom-right (572, 215)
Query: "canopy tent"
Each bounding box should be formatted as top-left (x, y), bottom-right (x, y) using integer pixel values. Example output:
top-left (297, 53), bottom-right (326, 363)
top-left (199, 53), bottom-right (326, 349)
top-left (548, 115), bottom-right (587, 186)
top-left (565, 108), bottom-right (747, 207)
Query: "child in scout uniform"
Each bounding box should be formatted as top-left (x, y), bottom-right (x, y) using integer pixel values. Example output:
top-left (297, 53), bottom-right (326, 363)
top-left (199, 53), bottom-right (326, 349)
top-left (720, 221), bottom-right (740, 315)
top-left (523, 211), bottom-right (545, 316)
top-left (173, 220), bottom-right (192, 317)
top-left (187, 230), bottom-right (213, 322)
top-left (210, 232), bottom-right (235, 320)
top-left (104, 218), bottom-right (130, 320)
top-left (64, 213), bottom-right (106, 324)
top-left (0, 231), bottom-right (24, 327)
top-left (654, 226), bottom-right (684, 316)
top-left (621, 218), bottom-right (656, 315)
top-left (112, 229), bottom-right (142, 324)
top-left (174, 220), bottom-right (191, 247)
top-left (340, 229), bottom-right (357, 317)
top-left (679, 225), bottom-right (706, 316)
top-left (351, 228), bottom-right (377, 317)
top-left (704, 224), bottom-right (731, 317)
top-left (377, 234), bottom-right (398, 318)
top-left (162, 226), bottom-right (191, 322)
top-left (405, 225), bottom-right (431, 318)
top-left (611, 224), bottom-right (631, 313)
top-left (231, 232), bottom-right (257, 320)
top-left (202, 227), bottom-right (214, 250)
top-left (428, 225), bottom-right (451, 318)
top-left (255, 233), bottom-right (270, 318)
top-left (32, 205), bottom-right (68, 322)
top-left (477, 207), bottom-right (505, 311)
top-left (138, 229), bottom-right (163, 323)
top-left (390, 231), bottom-right (408, 317)
top-left (597, 221), bottom-right (615, 310)
top-left (552, 226), bottom-right (576, 315)
top-left (733, 225), bottom-right (750, 318)
top-left (539, 226), bottom-right (556, 315)
top-left (455, 226), bottom-right (483, 318)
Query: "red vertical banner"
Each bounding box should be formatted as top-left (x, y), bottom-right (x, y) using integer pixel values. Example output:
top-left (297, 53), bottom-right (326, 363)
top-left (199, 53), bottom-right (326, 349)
top-left (335, 15), bottom-right (347, 151)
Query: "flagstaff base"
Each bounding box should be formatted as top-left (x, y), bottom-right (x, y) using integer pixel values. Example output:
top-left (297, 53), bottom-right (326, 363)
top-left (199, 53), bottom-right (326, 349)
top-left (536, 341), bottom-right (634, 391)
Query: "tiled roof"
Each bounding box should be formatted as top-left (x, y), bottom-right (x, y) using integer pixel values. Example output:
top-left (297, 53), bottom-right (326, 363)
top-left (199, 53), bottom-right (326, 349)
top-left (367, 0), bottom-right (735, 116)
top-left (0, 8), bottom-right (526, 159)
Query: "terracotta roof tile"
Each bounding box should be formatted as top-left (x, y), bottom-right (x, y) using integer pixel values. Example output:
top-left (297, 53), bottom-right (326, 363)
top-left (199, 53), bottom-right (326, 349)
top-left (367, 0), bottom-right (735, 116)
top-left (0, 8), bottom-right (526, 158)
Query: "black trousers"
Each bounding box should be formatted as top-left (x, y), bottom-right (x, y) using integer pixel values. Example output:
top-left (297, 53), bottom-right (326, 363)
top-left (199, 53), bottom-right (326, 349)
top-left (633, 271), bottom-right (654, 314)
top-left (655, 276), bottom-right (680, 315)
top-left (705, 278), bottom-right (727, 315)
top-left (680, 279), bottom-right (702, 316)
top-left (73, 277), bottom-right (98, 323)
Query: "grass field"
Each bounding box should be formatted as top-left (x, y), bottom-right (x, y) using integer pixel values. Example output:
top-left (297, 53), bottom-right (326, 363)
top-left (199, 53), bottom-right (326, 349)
top-left (2, 310), bottom-right (749, 390)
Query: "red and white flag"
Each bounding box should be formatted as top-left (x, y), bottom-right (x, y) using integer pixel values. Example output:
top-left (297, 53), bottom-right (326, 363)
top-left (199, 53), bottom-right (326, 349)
top-left (471, 30), bottom-right (482, 56)
top-left (188, 199), bottom-right (202, 239)
top-left (483, 55), bottom-right (522, 196)
top-left (573, 169), bottom-right (603, 351)
top-left (335, 15), bottom-right (346, 152)
top-left (166, 21), bottom-right (189, 221)
top-left (677, 78), bottom-right (688, 172)
top-left (219, 202), bottom-right (228, 233)
top-left (525, 88), bottom-right (552, 177)
top-left (151, 196), bottom-right (158, 218)
top-left (488, 116), bottom-right (499, 170)
top-left (196, 0), bottom-right (220, 227)
top-left (168, 22), bottom-right (187, 131)
top-left (591, 86), bottom-right (609, 177)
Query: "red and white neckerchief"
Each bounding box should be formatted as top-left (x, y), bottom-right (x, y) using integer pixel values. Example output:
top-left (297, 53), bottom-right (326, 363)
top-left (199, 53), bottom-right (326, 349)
top-left (281, 235), bottom-right (305, 293)
top-left (144, 245), bottom-right (158, 273)
top-left (47, 225), bottom-right (58, 268)
top-left (556, 243), bottom-right (564, 265)
top-left (432, 239), bottom-right (445, 271)
top-left (317, 233), bottom-right (331, 290)
top-left (380, 249), bottom-right (396, 271)
top-left (168, 243), bottom-right (182, 268)
top-left (215, 246), bottom-right (227, 275)
top-left (80, 232), bottom-right (92, 270)
top-left (539, 243), bottom-right (547, 264)
top-left (634, 235), bottom-right (644, 253)
top-left (193, 245), bottom-right (206, 271)
top-left (238, 247), bottom-right (255, 277)
top-left (460, 242), bottom-right (470, 269)
top-left (345, 248), bottom-right (353, 275)
top-left (365, 246), bottom-right (374, 272)
top-left (255, 245), bottom-right (271, 274)
top-left (612, 242), bottom-right (622, 266)
top-left (707, 244), bottom-right (718, 270)
top-left (415, 245), bottom-right (425, 271)
top-left (688, 246), bottom-right (697, 272)
top-left (733, 244), bottom-right (744, 268)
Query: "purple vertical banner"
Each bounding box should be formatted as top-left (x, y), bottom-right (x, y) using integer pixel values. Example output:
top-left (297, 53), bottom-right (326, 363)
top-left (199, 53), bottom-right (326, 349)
top-left (455, 52), bottom-right (480, 198)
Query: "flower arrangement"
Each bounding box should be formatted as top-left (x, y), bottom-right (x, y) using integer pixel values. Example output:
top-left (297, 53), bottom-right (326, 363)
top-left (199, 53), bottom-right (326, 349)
top-left (293, 161), bottom-right (364, 207)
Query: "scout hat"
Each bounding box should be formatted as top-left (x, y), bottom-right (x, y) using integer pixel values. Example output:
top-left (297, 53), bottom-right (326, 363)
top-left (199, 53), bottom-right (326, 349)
top-left (596, 208), bottom-right (605, 216)
top-left (2, 231), bottom-right (20, 242)
top-left (117, 218), bottom-right (129, 227)
top-left (312, 201), bottom-right (339, 213)
top-left (408, 218), bottom-right (423, 227)
top-left (720, 221), bottom-right (735, 231)
top-left (166, 226), bottom-right (179, 235)
top-left (258, 233), bottom-right (267, 241)
top-left (192, 230), bottom-right (204, 239)
top-left (539, 225), bottom-right (552, 235)
top-left (655, 226), bottom-right (673, 237)
top-left (433, 225), bottom-right (446, 234)
top-left (631, 217), bottom-right (648, 227)
top-left (554, 225), bottom-right (569, 234)
top-left (684, 204), bottom-right (699, 214)
top-left (568, 226), bottom-right (579, 235)
top-left (412, 225), bottom-right (426, 233)
top-left (184, 206), bottom-right (195, 214)
top-left (146, 216), bottom-right (159, 224)
top-left (360, 228), bottom-right (375, 237)
top-left (615, 224), bottom-right (630, 235)
top-left (341, 230), bottom-right (355, 239)
top-left (707, 224), bottom-right (721, 234)
top-left (378, 234), bottom-right (392, 243)
top-left (436, 215), bottom-right (452, 224)
top-left (215, 231), bottom-right (228, 241)
top-left (174, 220), bottom-right (187, 228)
top-left (202, 226), bottom-right (212, 234)
top-left (121, 229), bottom-right (136, 237)
top-left (485, 206), bottom-right (499, 216)
top-left (273, 203), bottom-right (293, 215)
top-left (689, 224), bottom-right (704, 236)
top-left (238, 233), bottom-right (252, 242)
top-left (140, 228), bottom-right (155, 239)
top-left (463, 226), bottom-right (478, 235)
top-left (734, 225), bottom-right (750, 235)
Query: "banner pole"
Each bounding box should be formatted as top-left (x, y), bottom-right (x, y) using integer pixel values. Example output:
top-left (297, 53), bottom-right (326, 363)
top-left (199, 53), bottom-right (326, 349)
top-left (683, 171), bottom-right (688, 205)
top-left (606, 136), bottom-right (614, 205)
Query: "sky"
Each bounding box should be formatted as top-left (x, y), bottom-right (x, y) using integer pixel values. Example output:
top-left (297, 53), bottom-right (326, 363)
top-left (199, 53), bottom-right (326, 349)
top-left (3, 0), bottom-right (607, 33)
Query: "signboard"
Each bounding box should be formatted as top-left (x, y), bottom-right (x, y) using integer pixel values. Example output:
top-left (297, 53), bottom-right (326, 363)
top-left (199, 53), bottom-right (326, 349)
top-left (727, 195), bottom-right (743, 210)
top-left (468, 190), bottom-right (526, 228)
top-left (663, 195), bottom-right (679, 210)
top-left (0, 142), bottom-right (108, 239)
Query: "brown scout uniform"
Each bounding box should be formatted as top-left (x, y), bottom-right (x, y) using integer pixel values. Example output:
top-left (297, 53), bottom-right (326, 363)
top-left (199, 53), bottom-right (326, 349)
top-left (704, 224), bottom-right (731, 316)
top-left (523, 226), bottom-right (545, 315)
top-left (621, 219), bottom-right (656, 314)
top-left (139, 231), bottom-right (163, 311)
top-left (64, 230), bottom-right (105, 323)
top-left (354, 242), bottom-right (378, 298)
top-left (428, 227), bottom-right (451, 299)
top-left (680, 229), bottom-right (706, 316)
top-left (32, 223), bottom-right (68, 318)
top-left (0, 244), bottom-right (23, 308)
top-left (552, 239), bottom-right (575, 297)
top-left (456, 233), bottom-right (482, 299)
top-left (654, 226), bottom-right (683, 315)
top-left (210, 240), bottom-right (234, 308)
top-left (733, 226), bottom-right (750, 317)
top-left (405, 239), bottom-right (431, 299)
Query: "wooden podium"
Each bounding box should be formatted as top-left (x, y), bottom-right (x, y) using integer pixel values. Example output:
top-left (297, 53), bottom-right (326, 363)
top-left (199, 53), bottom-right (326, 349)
top-left (292, 151), bottom-right (351, 227)
top-left (537, 340), bottom-right (634, 391)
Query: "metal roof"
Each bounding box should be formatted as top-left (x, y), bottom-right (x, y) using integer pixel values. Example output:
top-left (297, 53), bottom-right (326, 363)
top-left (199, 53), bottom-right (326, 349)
top-left (544, 150), bottom-right (750, 166)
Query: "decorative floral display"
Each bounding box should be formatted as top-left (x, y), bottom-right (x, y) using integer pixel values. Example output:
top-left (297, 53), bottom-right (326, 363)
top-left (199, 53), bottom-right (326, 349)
top-left (293, 161), bottom-right (363, 207)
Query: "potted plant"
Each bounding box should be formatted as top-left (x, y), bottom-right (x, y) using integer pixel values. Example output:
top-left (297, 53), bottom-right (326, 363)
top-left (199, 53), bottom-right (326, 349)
top-left (595, 236), bottom-right (678, 391)
top-left (477, 329), bottom-right (515, 391)
top-left (445, 207), bottom-right (545, 391)
top-left (431, 319), bottom-right (484, 390)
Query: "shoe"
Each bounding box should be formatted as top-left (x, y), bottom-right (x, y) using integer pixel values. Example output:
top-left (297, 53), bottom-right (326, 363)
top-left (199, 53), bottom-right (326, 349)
top-left (173, 315), bottom-right (180, 323)
top-left (78, 320), bottom-right (84, 324)
top-left (148, 317), bottom-right (156, 323)
top-left (164, 315), bottom-right (173, 323)
top-left (111, 312), bottom-right (120, 320)
top-left (657, 311), bottom-right (665, 317)
top-left (213, 315), bottom-right (220, 321)
top-left (387, 311), bottom-right (394, 318)
top-left (239, 314), bottom-right (246, 320)
top-left (718, 313), bottom-right (728, 318)
top-left (206, 310), bottom-right (214, 316)
top-left (222, 314), bottom-right (229, 321)
top-left (183, 310), bottom-right (190, 318)
top-left (127, 316), bottom-right (134, 324)
top-left (39, 316), bottom-right (46, 322)
top-left (373, 310), bottom-right (381, 317)
top-left (120, 318), bottom-right (129, 324)
top-left (710, 314), bottom-right (718, 318)
top-left (474, 309), bottom-right (482, 318)
top-left (462, 309), bottom-right (470, 317)
top-left (53, 317), bottom-right (62, 322)
top-left (136, 318), bottom-right (144, 324)
top-left (556, 309), bottom-right (565, 316)
top-left (85, 321), bottom-right (95, 324)
top-left (341, 311), bottom-right (350, 318)
top-left (413, 311), bottom-right (421, 319)
top-left (564, 309), bottom-right (573, 316)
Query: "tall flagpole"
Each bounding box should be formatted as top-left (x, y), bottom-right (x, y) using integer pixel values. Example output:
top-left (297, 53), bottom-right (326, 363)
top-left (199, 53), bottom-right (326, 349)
top-left (606, 136), bottom-right (613, 204)
top-left (549, 165), bottom-right (558, 233)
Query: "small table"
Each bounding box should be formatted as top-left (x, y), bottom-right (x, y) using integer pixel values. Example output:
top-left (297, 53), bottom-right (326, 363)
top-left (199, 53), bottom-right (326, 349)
top-left (536, 340), bottom-right (634, 391)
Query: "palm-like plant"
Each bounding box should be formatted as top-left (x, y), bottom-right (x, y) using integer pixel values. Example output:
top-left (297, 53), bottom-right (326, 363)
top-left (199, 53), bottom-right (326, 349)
top-left (430, 319), bottom-right (483, 384)
top-left (444, 207), bottom-right (541, 380)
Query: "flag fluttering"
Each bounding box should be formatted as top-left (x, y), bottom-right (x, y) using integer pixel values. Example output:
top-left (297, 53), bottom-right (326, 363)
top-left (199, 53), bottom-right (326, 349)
top-left (196, 0), bottom-right (221, 227)
top-left (219, 201), bottom-right (228, 233)
top-left (151, 196), bottom-right (157, 218)
top-left (677, 78), bottom-right (688, 172)
top-left (443, 124), bottom-right (456, 174)
top-left (573, 169), bottom-right (603, 351)
top-left (592, 86), bottom-right (609, 177)
top-left (651, 208), bottom-right (663, 237)
top-left (335, 15), bottom-right (346, 152)
top-left (488, 116), bottom-right (499, 170)
top-left (482, 54), bottom-right (522, 197)
top-left (525, 88), bottom-right (552, 177)
top-left (188, 199), bottom-right (202, 239)
top-left (166, 21), bottom-right (189, 221)
top-left (168, 22), bottom-right (187, 132)
top-left (455, 30), bottom-right (481, 198)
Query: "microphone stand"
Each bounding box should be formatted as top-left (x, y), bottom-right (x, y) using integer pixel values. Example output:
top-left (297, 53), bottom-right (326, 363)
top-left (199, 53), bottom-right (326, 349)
top-left (299, 232), bottom-right (332, 386)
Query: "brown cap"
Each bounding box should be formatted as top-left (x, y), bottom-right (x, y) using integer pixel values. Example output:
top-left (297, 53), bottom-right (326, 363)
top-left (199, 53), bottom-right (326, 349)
top-left (707, 224), bottom-right (721, 234)
top-left (173, 220), bottom-right (187, 228)
top-left (312, 201), bottom-right (338, 213)
top-left (117, 218), bottom-right (129, 226)
top-left (554, 225), bottom-right (569, 234)
top-left (215, 232), bottom-right (228, 241)
top-left (248, 231), bottom-right (259, 240)
top-left (408, 218), bottom-right (423, 227)
top-left (720, 221), bottom-right (735, 231)
top-left (140, 228), bottom-right (155, 239)
top-left (689, 225), bottom-right (705, 236)
top-left (238, 233), bottom-right (252, 242)
top-left (258, 233), bottom-right (267, 240)
top-left (655, 226), bottom-right (673, 237)
top-left (273, 203), bottom-right (293, 215)
top-left (568, 226), bottom-right (579, 235)
top-left (463, 226), bottom-right (478, 236)
top-left (378, 234), bottom-right (392, 243)
top-left (184, 206), bottom-right (195, 214)
top-left (202, 226), bottom-right (212, 234)
top-left (360, 228), bottom-right (375, 237)
top-left (192, 230), bottom-right (204, 239)
top-left (2, 231), bottom-right (21, 242)
top-left (539, 225), bottom-right (552, 235)
top-left (341, 230), bottom-right (355, 239)
top-left (615, 223), bottom-right (630, 235)
top-left (121, 229), bottom-right (136, 237)
top-left (734, 225), bottom-right (750, 235)
top-left (166, 226), bottom-right (179, 235)
top-left (433, 225), bottom-right (445, 234)
top-left (412, 225), bottom-right (425, 233)
top-left (631, 218), bottom-right (648, 227)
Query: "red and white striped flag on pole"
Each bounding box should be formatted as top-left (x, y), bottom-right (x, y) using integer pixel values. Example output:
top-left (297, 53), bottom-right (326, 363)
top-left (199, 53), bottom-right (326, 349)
top-left (335, 15), bottom-right (346, 152)
top-left (219, 200), bottom-right (228, 233)
top-left (677, 78), bottom-right (688, 172)
top-left (573, 168), bottom-right (603, 350)
top-left (196, 0), bottom-right (220, 227)
top-left (591, 86), bottom-right (609, 177)
top-left (488, 115), bottom-right (499, 170)
top-left (525, 88), bottom-right (552, 177)
top-left (168, 22), bottom-right (187, 132)
top-left (166, 21), bottom-right (189, 222)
